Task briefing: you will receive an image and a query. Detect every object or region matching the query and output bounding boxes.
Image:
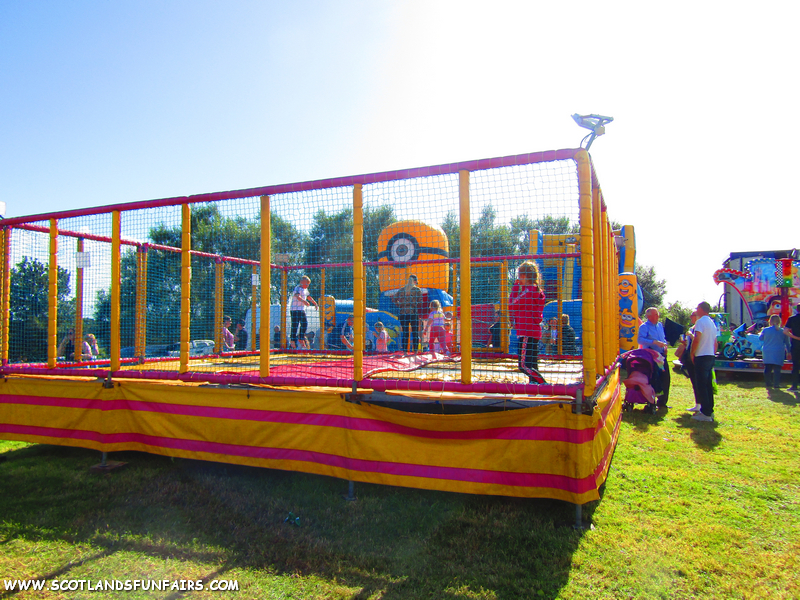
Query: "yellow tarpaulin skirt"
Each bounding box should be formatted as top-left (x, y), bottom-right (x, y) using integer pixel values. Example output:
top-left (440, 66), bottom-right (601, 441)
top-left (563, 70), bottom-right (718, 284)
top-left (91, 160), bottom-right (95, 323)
top-left (0, 370), bottom-right (621, 504)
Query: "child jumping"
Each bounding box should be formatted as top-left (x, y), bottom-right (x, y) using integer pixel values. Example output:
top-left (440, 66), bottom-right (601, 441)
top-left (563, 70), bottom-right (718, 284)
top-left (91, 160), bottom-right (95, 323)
top-left (509, 260), bottom-right (546, 383)
top-left (290, 275), bottom-right (318, 349)
top-left (423, 300), bottom-right (447, 354)
top-left (374, 321), bottom-right (389, 353)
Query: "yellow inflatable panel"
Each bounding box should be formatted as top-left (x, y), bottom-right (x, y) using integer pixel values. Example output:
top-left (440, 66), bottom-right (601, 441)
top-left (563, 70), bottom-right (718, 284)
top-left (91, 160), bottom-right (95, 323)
top-left (377, 221), bottom-right (449, 292)
top-left (618, 273), bottom-right (638, 351)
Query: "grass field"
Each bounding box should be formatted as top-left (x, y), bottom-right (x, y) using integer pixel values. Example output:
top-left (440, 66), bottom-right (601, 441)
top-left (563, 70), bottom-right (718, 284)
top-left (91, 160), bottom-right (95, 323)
top-left (1, 358), bottom-right (799, 599)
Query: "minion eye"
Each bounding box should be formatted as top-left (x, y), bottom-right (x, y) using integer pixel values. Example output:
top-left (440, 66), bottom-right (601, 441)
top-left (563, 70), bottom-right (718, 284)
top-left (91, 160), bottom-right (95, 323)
top-left (387, 234), bottom-right (419, 266)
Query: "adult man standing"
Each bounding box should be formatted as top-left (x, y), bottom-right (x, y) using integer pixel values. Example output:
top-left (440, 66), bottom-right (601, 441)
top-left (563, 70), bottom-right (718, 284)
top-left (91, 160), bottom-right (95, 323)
top-left (234, 319), bottom-right (248, 351)
top-left (638, 307), bottom-right (670, 408)
top-left (784, 304), bottom-right (800, 391)
top-left (689, 301), bottom-right (718, 421)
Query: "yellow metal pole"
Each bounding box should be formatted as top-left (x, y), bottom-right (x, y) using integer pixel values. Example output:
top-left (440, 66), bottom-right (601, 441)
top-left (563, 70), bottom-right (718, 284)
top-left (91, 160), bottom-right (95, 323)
top-left (320, 268), bottom-right (326, 351)
top-left (47, 220), bottom-right (58, 368)
top-left (604, 211), bottom-right (615, 367)
top-left (453, 266), bottom-right (459, 351)
top-left (556, 258), bottom-right (563, 355)
top-left (0, 228), bottom-right (9, 364)
top-left (251, 265), bottom-right (258, 352)
top-left (111, 211), bottom-right (121, 372)
top-left (592, 186), bottom-right (605, 372)
top-left (214, 260), bottom-right (225, 352)
top-left (577, 150), bottom-right (596, 396)
top-left (500, 260), bottom-right (509, 353)
top-left (134, 246), bottom-right (148, 359)
top-left (281, 270), bottom-right (287, 349)
top-left (459, 170), bottom-right (472, 384)
top-left (260, 196), bottom-right (270, 376)
top-left (75, 238), bottom-right (85, 361)
top-left (609, 219), bottom-right (618, 360)
top-left (180, 204), bottom-right (191, 374)
top-left (353, 184), bottom-right (364, 383)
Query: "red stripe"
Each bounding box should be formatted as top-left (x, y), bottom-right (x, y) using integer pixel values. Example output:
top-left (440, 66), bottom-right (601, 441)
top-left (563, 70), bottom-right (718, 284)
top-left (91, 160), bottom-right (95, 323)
top-left (0, 394), bottom-right (595, 444)
top-left (0, 424), bottom-right (597, 493)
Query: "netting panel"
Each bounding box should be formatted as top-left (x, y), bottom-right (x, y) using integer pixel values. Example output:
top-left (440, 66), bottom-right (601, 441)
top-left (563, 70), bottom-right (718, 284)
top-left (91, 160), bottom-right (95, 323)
top-left (1, 151), bottom-right (604, 392)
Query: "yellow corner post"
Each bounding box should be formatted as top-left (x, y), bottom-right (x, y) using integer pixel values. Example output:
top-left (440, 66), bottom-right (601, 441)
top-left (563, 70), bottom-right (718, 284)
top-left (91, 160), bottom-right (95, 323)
top-left (592, 187), bottom-right (605, 372)
top-left (0, 228), bottom-right (9, 364)
top-left (319, 269), bottom-right (326, 351)
top-left (280, 270), bottom-right (287, 349)
top-left (500, 260), bottom-right (509, 354)
top-left (111, 212), bottom-right (121, 371)
top-left (214, 259), bottom-right (225, 352)
top-left (260, 196), bottom-right (270, 376)
top-left (180, 204), bottom-right (191, 374)
top-left (604, 211), bottom-right (616, 367)
top-left (353, 184), bottom-right (364, 383)
top-left (459, 170), bottom-right (472, 384)
top-left (134, 246), bottom-right (148, 359)
top-left (251, 265), bottom-right (258, 352)
top-left (576, 151), bottom-right (596, 396)
top-left (75, 238), bottom-right (85, 361)
top-left (47, 219), bottom-right (58, 368)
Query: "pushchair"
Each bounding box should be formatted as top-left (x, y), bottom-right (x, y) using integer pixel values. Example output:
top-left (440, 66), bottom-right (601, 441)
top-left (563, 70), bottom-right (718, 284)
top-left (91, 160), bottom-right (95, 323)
top-left (621, 348), bottom-right (665, 414)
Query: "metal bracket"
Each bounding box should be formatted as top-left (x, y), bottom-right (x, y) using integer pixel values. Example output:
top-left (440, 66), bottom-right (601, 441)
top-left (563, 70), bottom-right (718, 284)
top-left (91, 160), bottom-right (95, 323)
top-left (344, 393), bottom-right (364, 405)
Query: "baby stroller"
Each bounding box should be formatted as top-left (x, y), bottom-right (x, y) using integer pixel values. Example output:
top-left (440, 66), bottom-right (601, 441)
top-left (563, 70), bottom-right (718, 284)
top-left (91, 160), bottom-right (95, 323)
top-left (621, 349), bottom-right (664, 414)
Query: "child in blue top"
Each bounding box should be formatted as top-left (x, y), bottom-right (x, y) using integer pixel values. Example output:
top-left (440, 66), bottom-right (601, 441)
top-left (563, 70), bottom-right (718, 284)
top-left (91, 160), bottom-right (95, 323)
top-left (759, 315), bottom-right (791, 388)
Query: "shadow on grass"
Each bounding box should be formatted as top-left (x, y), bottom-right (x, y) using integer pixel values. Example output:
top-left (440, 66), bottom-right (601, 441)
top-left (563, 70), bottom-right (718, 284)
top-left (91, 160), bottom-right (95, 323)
top-left (0, 444), bottom-right (592, 600)
top-left (621, 403), bottom-right (668, 432)
top-left (675, 413), bottom-right (723, 450)
top-left (767, 387), bottom-right (800, 406)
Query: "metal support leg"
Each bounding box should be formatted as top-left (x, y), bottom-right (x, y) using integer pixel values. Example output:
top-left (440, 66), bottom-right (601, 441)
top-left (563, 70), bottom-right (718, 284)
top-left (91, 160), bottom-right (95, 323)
top-left (90, 451), bottom-right (127, 473)
top-left (574, 388), bottom-right (583, 414)
top-left (343, 480), bottom-right (356, 502)
top-left (572, 502), bottom-right (595, 530)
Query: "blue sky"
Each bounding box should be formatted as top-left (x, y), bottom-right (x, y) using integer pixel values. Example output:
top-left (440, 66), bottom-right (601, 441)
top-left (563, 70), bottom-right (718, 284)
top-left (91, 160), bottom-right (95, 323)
top-left (2, 0), bottom-right (798, 307)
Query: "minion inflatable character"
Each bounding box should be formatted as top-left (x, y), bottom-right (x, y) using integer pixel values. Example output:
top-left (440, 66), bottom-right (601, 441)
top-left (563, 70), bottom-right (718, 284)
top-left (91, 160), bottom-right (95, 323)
top-left (377, 221), bottom-right (450, 292)
top-left (377, 221), bottom-right (453, 316)
top-left (619, 273), bottom-right (639, 351)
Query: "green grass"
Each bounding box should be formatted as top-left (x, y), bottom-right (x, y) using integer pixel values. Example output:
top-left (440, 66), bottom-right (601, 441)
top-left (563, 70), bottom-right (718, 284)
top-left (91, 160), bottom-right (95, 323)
top-left (1, 359), bottom-right (799, 599)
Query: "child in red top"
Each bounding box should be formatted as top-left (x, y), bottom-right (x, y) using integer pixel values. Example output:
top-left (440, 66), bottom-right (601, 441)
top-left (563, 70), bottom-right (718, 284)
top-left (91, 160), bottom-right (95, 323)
top-left (509, 260), bottom-right (546, 383)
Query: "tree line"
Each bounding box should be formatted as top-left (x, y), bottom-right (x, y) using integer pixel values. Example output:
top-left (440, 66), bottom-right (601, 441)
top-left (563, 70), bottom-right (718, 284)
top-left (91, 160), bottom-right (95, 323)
top-left (6, 205), bottom-right (668, 361)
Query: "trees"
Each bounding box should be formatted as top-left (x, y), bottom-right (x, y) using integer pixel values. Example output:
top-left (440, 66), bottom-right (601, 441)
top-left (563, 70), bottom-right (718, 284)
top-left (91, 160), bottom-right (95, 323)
top-left (664, 301), bottom-right (693, 328)
top-left (636, 264), bottom-right (667, 314)
top-left (91, 205), bottom-right (305, 346)
top-left (8, 257), bottom-right (71, 362)
top-left (302, 205), bottom-right (396, 308)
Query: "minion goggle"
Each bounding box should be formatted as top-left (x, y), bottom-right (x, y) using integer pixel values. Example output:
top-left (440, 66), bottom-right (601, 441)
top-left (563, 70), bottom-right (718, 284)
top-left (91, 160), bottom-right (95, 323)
top-left (377, 233), bottom-right (448, 269)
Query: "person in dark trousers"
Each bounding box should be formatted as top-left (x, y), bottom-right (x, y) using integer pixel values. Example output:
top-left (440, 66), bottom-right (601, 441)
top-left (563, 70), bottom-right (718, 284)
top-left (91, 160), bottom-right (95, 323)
top-left (784, 304), bottom-right (800, 391)
top-left (234, 319), bottom-right (248, 351)
top-left (689, 301), bottom-right (718, 422)
top-left (638, 306), bottom-right (670, 408)
top-left (392, 274), bottom-right (423, 353)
